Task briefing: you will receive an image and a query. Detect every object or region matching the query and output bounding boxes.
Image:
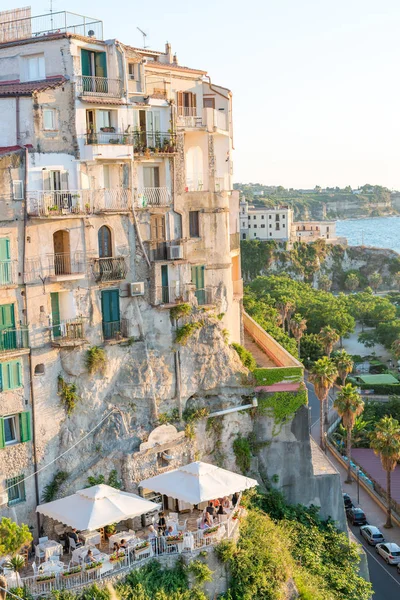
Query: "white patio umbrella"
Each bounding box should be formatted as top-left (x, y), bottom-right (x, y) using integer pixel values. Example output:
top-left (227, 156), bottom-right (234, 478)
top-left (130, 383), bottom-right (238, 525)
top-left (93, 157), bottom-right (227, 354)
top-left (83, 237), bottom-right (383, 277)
top-left (36, 484), bottom-right (160, 530)
top-left (139, 461), bottom-right (258, 505)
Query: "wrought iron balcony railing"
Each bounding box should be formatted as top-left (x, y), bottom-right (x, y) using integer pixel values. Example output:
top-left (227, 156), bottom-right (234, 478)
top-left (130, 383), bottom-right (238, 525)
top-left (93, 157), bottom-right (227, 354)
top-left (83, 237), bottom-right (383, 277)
top-left (102, 318), bottom-right (129, 341)
top-left (92, 256), bottom-right (128, 282)
top-left (27, 190), bottom-right (89, 217)
top-left (50, 318), bottom-right (86, 343)
top-left (136, 187), bottom-right (171, 208)
top-left (92, 188), bottom-right (131, 212)
top-left (76, 76), bottom-right (122, 97)
top-left (0, 326), bottom-right (29, 353)
top-left (47, 252), bottom-right (86, 277)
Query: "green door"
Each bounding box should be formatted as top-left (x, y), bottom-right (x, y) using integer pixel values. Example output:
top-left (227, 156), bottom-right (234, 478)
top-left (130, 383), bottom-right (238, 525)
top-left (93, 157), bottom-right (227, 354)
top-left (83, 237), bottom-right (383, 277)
top-left (51, 292), bottom-right (61, 338)
top-left (191, 266), bottom-right (205, 305)
top-left (0, 238), bottom-right (11, 285)
top-left (161, 265), bottom-right (169, 303)
top-left (101, 290), bottom-right (120, 339)
top-left (0, 303), bottom-right (16, 350)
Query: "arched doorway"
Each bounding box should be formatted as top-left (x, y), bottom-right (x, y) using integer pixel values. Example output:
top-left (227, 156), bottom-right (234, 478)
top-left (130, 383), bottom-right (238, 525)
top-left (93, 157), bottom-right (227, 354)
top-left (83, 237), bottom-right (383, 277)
top-left (53, 230), bottom-right (71, 275)
top-left (98, 225), bottom-right (112, 258)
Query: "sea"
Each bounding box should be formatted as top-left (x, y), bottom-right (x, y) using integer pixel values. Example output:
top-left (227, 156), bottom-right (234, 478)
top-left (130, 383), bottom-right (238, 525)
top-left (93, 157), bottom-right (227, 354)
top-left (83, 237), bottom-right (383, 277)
top-left (336, 215), bottom-right (400, 254)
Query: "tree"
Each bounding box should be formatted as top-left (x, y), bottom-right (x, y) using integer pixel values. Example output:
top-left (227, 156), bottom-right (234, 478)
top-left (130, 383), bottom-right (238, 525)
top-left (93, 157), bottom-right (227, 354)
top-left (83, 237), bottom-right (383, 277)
top-left (394, 272), bottom-right (400, 291)
top-left (357, 331), bottom-right (376, 348)
top-left (368, 272), bottom-right (382, 293)
top-left (391, 338), bottom-right (400, 361)
top-left (290, 314), bottom-right (307, 357)
top-left (0, 518), bottom-right (32, 557)
top-left (369, 416), bottom-right (400, 528)
top-left (345, 272), bottom-right (359, 292)
top-left (334, 384), bottom-right (364, 483)
top-left (309, 357), bottom-right (338, 451)
top-left (319, 325), bottom-right (340, 358)
top-left (276, 299), bottom-right (295, 334)
top-left (318, 274), bottom-right (332, 292)
top-left (300, 333), bottom-right (324, 366)
top-left (334, 350), bottom-right (354, 384)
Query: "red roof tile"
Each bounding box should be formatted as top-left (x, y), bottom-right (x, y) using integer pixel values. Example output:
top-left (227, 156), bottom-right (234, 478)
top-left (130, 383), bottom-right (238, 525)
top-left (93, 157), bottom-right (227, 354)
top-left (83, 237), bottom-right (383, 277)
top-left (79, 97), bottom-right (127, 106)
top-left (0, 144), bottom-right (33, 155)
top-left (0, 77), bottom-right (67, 97)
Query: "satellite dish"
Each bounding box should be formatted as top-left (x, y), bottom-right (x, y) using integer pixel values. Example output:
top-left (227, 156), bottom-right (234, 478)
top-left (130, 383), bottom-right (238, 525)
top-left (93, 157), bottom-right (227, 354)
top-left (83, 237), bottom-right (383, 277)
top-left (88, 29), bottom-right (95, 37)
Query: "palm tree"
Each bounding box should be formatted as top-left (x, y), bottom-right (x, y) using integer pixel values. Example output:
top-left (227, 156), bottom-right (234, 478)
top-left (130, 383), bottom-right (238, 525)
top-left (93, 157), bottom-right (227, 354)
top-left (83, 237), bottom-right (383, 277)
top-left (391, 338), bottom-right (400, 361)
top-left (309, 357), bottom-right (338, 451)
top-left (333, 384), bottom-right (364, 484)
top-left (334, 349), bottom-right (354, 385)
top-left (318, 326), bottom-right (340, 358)
top-left (0, 576), bottom-right (7, 600)
top-left (369, 416), bottom-right (400, 528)
top-left (290, 314), bottom-right (307, 357)
top-left (276, 299), bottom-right (294, 334)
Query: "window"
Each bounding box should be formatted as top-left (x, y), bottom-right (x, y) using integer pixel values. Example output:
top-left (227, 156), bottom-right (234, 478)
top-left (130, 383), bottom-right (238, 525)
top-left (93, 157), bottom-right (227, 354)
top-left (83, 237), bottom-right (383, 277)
top-left (261, 215), bottom-right (264, 220)
top-left (24, 54), bottom-right (45, 82)
top-left (248, 216), bottom-right (251, 220)
top-left (128, 63), bottom-right (136, 79)
top-left (6, 474), bottom-right (25, 506)
top-left (282, 214), bottom-right (285, 219)
top-left (276, 224), bottom-right (280, 230)
top-left (269, 233), bottom-right (272, 237)
top-left (203, 97), bottom-right (215, 109)
top-left (97, 110), bottom-right (112, 129)
top-left (98, 226), bottom-right (112, 258)
top-left (189, 211), bottom-right (200, 237)
top-left (253, 215), bottom-right (256, 220)
top-left (254, 224), bottom-right (257, 228)
top-left (242, 233), bottom-right (246, 240)
top-left (177, 91), bottom-right (197, 116)
top-left (0, 412), bottom-right (30, 448)
top-left (275, 214), bottom-right (280, 221)
top-left (0, 360), bottom-right (23, 391)
top-left (261, 224), bottom-right (265, 228)
top-left (269, 224), bottom-right (272, 228)
top-left (283, 224), bottom-right (285, 228)
top-left (43, 108), bottom-right (56, 131)
top-left (12, 181), bottom-right (23, 200)
top-left (242, 222), bottom-right (246, 227)
top-left (254, 233), bottom-right (256, 237)
top-left (269, 215), bottom-right (272, 219)
top-left (81, 49), bottom-right (107, 78)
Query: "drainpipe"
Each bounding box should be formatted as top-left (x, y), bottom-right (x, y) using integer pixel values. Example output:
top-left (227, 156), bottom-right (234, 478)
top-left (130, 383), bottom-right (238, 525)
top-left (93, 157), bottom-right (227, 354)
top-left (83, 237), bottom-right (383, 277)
top-left (15, 97), bottom-right (20, 145)
top-left (22, 145), bottom-right (41, 535)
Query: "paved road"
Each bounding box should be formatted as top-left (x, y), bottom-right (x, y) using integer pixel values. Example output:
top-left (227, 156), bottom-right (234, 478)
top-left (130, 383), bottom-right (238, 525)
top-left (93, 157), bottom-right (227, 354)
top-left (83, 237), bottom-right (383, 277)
top-left (306, 380), bottom-right (400, 599)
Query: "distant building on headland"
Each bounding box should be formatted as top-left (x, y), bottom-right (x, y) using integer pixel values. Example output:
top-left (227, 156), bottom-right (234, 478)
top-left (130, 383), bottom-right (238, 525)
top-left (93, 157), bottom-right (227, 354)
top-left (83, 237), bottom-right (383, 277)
top-left (240, 200), bottom-right (347, 245)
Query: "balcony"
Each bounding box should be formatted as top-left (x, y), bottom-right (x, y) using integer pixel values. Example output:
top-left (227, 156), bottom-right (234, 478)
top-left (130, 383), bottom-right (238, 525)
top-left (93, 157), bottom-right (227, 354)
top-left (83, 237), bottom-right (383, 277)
top-left (0, 327), bottom-right (30, 356)
top-left (177, 108), bottom-right (228, 132)
top-left (27, 190), bottom-right (89, 217)
top-left (102, 318), bottom-right (129, 341)
top-left (76, 76), bottom-right (122, 98)
top-left (189, 286), bottom-right (216, 306)
top-left (133, 130), bottom-right (177, 156)
top-left (80, 132), bottom-right (134, 161)
top-left (47, 252), bottom-right (86, 282)
top-left (0, 260), bottom-right (18, 286)
top-left (50, 318), bottom-right (86, 348)
top-left (177, 107), bottom-right (202, 128)
top-left (136, 187), bottom-right (171, 208)
top-left (92, 188), bottom-right (131, 213)
top-left (92, 256), bottom-right (128, 282)
top-left (154, 283), bottom-right (188, 306)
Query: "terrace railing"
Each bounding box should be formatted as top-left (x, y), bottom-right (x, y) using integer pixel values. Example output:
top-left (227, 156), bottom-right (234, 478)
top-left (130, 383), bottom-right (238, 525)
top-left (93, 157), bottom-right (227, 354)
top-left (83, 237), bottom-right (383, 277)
top-left (136, 187), bottom-right (171, 208)
top-left (92, 189), bottom-right (131, 212)
top-left (47, 252), bottom-right (86, 278)
top-left (92, 256), bottom-right (128, 283)
top-left (50, 318), bottom-right (86, 342)
top-left (102, 318), bottom-right (129, 341)
top-left (27, 190), bottom-right (88, 217)
top-left (76, 76), bottom-right (122, 98)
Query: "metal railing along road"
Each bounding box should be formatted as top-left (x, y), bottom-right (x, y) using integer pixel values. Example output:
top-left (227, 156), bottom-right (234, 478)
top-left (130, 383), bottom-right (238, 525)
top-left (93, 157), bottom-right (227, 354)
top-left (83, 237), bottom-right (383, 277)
top-left (76, 76), bottom-right (122, 97)
top-left (136, 187), bottom-right (171, 208)
top-left (92, 256), bottom-right (128, 282)
top-left (102, 318), bottom-right (129, 341)
top-left (0, 326), bottom-right (29, 353)
top-left (0, 260), bottom-right (18, 286)
top-left (47, 252), bottom-right (86, 277)
top-left (19, 515), bottom-right (240, 597)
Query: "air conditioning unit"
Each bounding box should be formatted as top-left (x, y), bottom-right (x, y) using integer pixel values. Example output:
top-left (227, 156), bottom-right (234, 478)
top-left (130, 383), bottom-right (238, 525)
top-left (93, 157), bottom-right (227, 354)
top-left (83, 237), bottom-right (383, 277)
top-left (167, 245), bottom-right (183, 260)
top-left (129, 282), bottom-right (145, 296)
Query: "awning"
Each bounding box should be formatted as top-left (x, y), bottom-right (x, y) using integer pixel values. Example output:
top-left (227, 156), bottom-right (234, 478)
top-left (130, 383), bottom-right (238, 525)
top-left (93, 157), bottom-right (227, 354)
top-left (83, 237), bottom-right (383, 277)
top-left (36, 484), bottom-right (160, 530)
top-left (139, 461), bottom-right (258, 505)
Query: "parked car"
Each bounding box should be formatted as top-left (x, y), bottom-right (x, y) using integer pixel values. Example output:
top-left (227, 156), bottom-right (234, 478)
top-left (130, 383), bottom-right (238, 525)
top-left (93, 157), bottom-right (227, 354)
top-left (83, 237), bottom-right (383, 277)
top-left (360, 526), bottom-right (384, 546)
top-left (375, 543), bottom-right (400, 565)
top-left (347, 507), bottom-right (367, 525)
top-left (343, 493), bottom-right (353, 510)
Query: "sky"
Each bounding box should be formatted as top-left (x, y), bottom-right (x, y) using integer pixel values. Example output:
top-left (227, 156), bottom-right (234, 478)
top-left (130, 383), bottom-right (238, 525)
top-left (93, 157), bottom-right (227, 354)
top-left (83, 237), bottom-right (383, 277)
top-left (5, 0), bottom-right (400, 189)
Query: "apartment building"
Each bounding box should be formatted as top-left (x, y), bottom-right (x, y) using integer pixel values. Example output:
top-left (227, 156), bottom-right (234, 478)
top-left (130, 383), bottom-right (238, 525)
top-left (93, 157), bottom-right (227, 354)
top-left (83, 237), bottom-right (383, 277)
top-left (291, 220), bottom-right (337, 242)
top-left (240, 200), bottom-right (293, 241)
top-left (0, 9), bottom-right (242, 527)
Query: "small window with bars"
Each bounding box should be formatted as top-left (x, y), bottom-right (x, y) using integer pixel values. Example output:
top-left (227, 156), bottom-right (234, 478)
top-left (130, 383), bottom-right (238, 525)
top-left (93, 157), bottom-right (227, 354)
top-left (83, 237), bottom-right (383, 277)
top-left (6, 474), bottom-right (26, 506)
top-left (12, 181), bottom-right (24, 200)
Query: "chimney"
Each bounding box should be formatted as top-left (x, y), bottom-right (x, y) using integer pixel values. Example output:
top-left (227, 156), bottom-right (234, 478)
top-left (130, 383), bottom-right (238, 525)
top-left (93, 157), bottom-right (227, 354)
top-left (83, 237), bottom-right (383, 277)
top-left (173, 53), bottom-right (178, 65)
top-left (165, 42), bottom-right (173, 63)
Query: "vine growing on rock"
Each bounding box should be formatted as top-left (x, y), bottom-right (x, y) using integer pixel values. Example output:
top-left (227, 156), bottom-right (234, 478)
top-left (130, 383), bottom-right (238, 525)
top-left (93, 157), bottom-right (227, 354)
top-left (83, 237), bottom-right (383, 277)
top-left (41, 471), bottom-right (69, 503)
top-left (233, 434), bottom-right (252, 474)
top-left (85, 346), bottom-right (107, 374)
top-left (231, 343), bottom-right (257, 370)
top-left (170, 303), bottom-right (192, 321)
top-left (57, 375), bottom-right (79, 415)
top-left (175, 321), bottom-right (204, 345)
top-left (257, 387), bottom-right (308, 435)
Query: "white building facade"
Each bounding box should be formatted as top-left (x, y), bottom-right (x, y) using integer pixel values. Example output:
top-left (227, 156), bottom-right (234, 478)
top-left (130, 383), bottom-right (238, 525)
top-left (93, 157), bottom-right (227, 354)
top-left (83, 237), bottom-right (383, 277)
top-left (240, 200), bottom-right (293, 241)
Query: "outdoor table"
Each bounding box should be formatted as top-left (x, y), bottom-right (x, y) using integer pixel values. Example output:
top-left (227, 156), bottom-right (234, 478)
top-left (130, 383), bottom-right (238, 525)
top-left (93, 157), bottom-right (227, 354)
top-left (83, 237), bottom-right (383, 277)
top-left (38, 540), bottom-right (63, 561)
top-left (38, 561), bottom-right (64, 575)
top-left (80, 530), bottom-right (101, 546)
top-left (108, 531), bottom-right (136, 549)
top-left (71, 545), bottom-right (100, 565)
top-left (182, 532), bottom-right (194, 551)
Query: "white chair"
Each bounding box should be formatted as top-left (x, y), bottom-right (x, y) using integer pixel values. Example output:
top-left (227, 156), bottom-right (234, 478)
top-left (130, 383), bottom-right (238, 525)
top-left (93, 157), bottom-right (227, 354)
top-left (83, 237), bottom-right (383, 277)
top-left (32, 562), bottom-right (38, 576)
top-left (169, 512), bottom-right (179, 521)
top-left (196, 517), bottom-right (202, 529)
top-left (68, 536), bottom-right (78, 551)
top-left (38, 536), bottom-right (48, 544)
top-left (177, 520), bottom-right (187, 532)
top-left (35, 545), bottom-right (45, 563)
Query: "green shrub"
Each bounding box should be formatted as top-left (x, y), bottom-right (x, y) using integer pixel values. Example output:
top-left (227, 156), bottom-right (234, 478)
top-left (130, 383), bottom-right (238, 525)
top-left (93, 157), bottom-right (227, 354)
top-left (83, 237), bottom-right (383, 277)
top-left (186, 560), bottom-right (213, 583)
top-left (41, 471), bottom-right (69, 503)
top-left (253, 366), bottom-right (303, 386)
top-left (0, 518), bottom-right (32, 556)
top-left (175, 321), bottom-right (203, 345)
top-left (233, 434), bottom-right (252, 474)
top-left (182, 406), bottom-right (209, 422)
top-left (257, 388), bottom-right (308, 435)
top-left (170, 304), bottom-right (192, 321)
top-left (85, 346), bottom-right (107, 374)
top-left (57, 375), bottom-right (79, 415)
top-left (231, 342), bottom-right (257, 370)
top-left (184, 423), bottom-right (195, 440)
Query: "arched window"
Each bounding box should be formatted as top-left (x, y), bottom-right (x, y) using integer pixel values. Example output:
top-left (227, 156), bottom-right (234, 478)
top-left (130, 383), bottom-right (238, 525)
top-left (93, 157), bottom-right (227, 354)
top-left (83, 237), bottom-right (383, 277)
top-left (98, 226), bottom-right (112, 258)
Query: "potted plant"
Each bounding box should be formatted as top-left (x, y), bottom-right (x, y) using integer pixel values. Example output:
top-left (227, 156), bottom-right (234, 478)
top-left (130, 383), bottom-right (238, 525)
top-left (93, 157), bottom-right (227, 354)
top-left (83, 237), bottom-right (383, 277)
top-left (134, 541), bottom-right (150, 555)
top-left (5, 555), bottom-right (25, 586)
top-left (166, 533), bottom-right (183, 544)
top-left (37, 574), bottom-right (57, 584)
top-left (85, 203), bottom-right (91, 214)
top-left (85, 560), bottom-right (102, 572)
top-left (104, 523), bottom-right (117, 539)
top-left (62, 566), bottom-right (82, 578)
top-left (109, 551), bottom-right (125, 563)
top-left (203, 525), bottom-right (219, 537)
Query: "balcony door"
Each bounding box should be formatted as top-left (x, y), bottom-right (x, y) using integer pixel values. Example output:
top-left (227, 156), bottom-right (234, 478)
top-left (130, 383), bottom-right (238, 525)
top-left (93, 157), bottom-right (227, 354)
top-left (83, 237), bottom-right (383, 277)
top-left (146, 110), bottom-right (161, 147)
top-left (98, 225), bottom-right (112, 258)
top-left (81, 49), bottom-right (108, 93)
top-left (101, 289), bottom-right (120, 339)
top-left (50, 292), bottom-right (61, 338)
top-left (0, 303), bottom-right (16, 350)
top-left (53, 230), bottom-right (71, 275)
top-left (143, 167), bottom-right (160, 188)
top-left (191, 265), bottom-right (205, 305)
top-left (161, 265), bottom-right (169, 303)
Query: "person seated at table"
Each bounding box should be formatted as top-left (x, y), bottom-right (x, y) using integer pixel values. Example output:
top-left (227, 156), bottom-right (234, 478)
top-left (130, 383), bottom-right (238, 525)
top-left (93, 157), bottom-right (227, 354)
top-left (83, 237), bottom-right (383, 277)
top-left (201, 511), bottom-right (213, 529)
top-left (222, 496), bottom-right (230, 509)
top-left (157, 511), bottom-right (167, 535)
top-left (112, 542), bottom-right (120, 553)
top-left (119, 539), bottom-right (128, 549)
top-left (217, 503), bottom-right (226, 516)
top-left (147, 525), bottom-right (157, 540)
top-left (206, 501), bottom-right (216, 517)
top-left (166, 525), bottom-right (176, 537)
top-left (84, 549), bottom-right (95, 565)
top-left (69, 528), bottom-right (83, 548)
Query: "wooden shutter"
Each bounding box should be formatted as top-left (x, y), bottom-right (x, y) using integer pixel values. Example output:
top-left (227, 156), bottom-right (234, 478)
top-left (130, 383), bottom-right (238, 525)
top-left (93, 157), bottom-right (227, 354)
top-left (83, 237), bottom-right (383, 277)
top-left (0, 303), bottom-right (15, 330)
top-left (1, 360), bottom-right (22, 391)
top-left (0, 418), bottom-right (4, 449)
top-left (177, 91), bottom-right (183, 115)
top-left (95, 52), bottom-right (107, 78)
top-left (81, 49), bottom-right (91, 76)
top-left (19, 412), bottom-right (31, 443)
top-left (192, 93), bottom-right (197, 111)
top-left (60, 171), bottom-right (69, 191)
top-left (42, 171), bottom-right (51, 191)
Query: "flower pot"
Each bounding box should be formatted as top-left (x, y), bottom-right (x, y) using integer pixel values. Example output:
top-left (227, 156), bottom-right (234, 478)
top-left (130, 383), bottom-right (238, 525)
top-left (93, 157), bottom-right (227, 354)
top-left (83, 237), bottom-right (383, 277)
top-left (62, 570), bottom-right (81, 579)
top-left (37, 577), bottom-right (56, 585)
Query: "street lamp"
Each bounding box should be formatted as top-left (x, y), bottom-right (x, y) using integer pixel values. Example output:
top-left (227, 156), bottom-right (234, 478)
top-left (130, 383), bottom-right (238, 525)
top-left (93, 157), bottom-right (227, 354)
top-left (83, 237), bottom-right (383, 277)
top-left (356, 466), bottom-right (360, 505)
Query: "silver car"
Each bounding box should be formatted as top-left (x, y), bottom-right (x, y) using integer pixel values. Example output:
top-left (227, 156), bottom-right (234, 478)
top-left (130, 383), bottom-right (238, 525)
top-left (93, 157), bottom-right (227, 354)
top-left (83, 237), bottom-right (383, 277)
top-left (375, 542), bottom-right (400, 564)
top-left (360, 526), bottom-right (384, 546)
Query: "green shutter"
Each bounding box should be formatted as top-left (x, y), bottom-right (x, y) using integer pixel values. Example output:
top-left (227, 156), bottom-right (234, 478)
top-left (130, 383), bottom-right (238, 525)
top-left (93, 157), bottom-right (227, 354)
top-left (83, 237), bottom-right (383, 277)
top-left (0, 360), bottom-right (22, 391)
top-left (19, 412), bottom-right (31, 443)
top-left (81, 49), bottom-right (91, 76)
top-left (0, 418), bottom-right (5, 449)
top-left (95, 52), bottom-right (107, 78)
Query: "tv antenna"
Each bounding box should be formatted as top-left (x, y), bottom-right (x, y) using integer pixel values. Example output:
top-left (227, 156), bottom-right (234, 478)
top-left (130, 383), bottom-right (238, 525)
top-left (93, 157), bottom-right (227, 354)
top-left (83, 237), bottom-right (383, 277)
top-left (137, 27), bottom-right (148, 48)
